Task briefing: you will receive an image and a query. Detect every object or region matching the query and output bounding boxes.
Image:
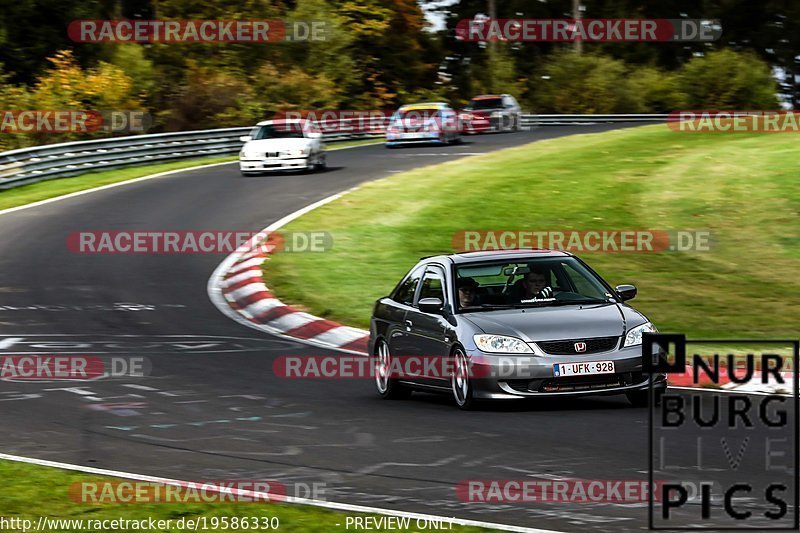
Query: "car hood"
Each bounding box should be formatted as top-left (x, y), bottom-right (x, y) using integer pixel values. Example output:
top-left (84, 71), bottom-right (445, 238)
top-left (243, 138), bottom-right (311, 152)
top-left (461, 303), bottom-right (647, 341)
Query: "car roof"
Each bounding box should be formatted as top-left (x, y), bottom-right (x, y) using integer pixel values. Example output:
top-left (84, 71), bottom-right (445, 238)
top-left (255, 118), bottom-right (310, 126)
top-left (398, 102), bottom-right (450, 111)
top-left (471, 94), bottom-right (503, 99)
top-left (421, 249), bottom-right (572, 265)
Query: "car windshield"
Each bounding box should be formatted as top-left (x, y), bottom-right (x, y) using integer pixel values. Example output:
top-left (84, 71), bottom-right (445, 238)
top-left (466, 97), bottom-right (503, 110)
top-left (455, 257), bottom-right (614, 312)
top-left (250, 124), bottom-right (306, 140)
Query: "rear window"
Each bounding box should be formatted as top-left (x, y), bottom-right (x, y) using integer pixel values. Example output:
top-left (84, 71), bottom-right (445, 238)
top-left (467, 98), bottom-right (503, 110)
top-left (395, 108), bottom-right (440, 119)
top-left (250, 124), bottom-right (305, 139)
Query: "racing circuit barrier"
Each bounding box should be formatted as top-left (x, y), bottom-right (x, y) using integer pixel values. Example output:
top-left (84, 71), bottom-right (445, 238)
top-left (0, 114), bottom-right (669, 190)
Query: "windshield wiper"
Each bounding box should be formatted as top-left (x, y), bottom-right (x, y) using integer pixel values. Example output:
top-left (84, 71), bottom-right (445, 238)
top-left (547, 299), bottom-right (610, 306)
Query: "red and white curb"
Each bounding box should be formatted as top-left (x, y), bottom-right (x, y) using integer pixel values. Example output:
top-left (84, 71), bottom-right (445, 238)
top-left (208, 190), bottom-right (370, 355)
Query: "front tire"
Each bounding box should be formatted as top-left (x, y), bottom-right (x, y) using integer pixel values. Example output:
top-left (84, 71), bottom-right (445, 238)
top-left (311, 153), bottom-right (326, 172)
top-left (375, 340), bottom-right (411, 400)
top-left (451, 347), bottom-right (476, 410)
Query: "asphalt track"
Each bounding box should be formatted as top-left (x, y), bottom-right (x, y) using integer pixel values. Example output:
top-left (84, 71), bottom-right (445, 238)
top-left (0, 126), bottom-right (795, 532)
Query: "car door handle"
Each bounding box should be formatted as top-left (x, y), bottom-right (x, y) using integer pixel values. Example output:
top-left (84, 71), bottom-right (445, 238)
top-left (404, 320), bottom-right (413, 330)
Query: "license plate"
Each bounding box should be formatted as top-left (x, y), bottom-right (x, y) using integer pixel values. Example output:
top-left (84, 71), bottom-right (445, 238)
top-left (553, 361), bottom-right (615, 377)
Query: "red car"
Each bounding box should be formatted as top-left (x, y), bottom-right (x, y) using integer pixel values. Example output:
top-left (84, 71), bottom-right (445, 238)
top-left (460, 94), bottom-right (522, 134)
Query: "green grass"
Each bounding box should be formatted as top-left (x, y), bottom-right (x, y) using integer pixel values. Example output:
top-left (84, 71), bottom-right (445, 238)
top-left (0, 460), bottom-right (488, 532)
top-left (0, 156), bottom-right (237, 211)
top-left (263, 125), bottom-right (800, 339)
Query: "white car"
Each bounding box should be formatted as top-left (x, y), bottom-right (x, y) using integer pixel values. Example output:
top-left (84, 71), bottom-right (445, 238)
top-left (239, 119), bottom-right (326, 175)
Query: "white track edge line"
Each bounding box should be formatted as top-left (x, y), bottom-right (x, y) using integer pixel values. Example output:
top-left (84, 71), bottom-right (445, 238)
top-left (0, 161), bottom-right (235, 216)
top-left (0, 141), bottom-right (382, 217)
top-left (0, 452), bottom-right (561, 533)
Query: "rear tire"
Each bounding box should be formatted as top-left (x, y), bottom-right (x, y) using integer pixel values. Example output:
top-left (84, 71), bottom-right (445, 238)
top-left (375, 340), bottom-right (411, 400)
top-left (451, 347), bottom-right (476, 410)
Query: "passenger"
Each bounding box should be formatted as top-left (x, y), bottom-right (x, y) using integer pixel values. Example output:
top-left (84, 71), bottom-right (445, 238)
top-left (457, 277), bottom-right (480, 308)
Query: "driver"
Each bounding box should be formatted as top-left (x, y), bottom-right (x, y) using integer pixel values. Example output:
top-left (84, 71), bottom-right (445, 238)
top-left (517, 267), bottom-right (555, 301)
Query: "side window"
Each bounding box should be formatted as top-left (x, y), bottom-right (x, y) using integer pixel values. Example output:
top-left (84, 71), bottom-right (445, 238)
top-left (418, 268), bottom-right (445, 305)
top-left (393, 266), bottom-right (424, 306)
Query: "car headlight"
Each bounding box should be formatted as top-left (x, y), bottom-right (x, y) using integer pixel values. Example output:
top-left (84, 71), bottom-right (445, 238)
top-left (285, 148), bottom-right (309, 157)
top-left (623, 322), bottom-right (657, 347)
top-left (474, 334), bottom-right (533, 354)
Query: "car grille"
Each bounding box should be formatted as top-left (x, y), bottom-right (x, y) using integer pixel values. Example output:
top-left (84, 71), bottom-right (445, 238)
top-left (264, 151), bottom-right (280, 158)
top-left (537, 336), bottom-right (619, 355)
top-left (504, 372), bottom-right (646, 393)
top-left (540, 374), bottom-right (623, 392)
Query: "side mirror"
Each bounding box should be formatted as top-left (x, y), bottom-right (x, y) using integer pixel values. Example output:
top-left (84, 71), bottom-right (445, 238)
top-left (418, 297), bottom-right (444, 314)
top-left (239, 135), bottom-right (252, 142)
top-left (615, 284), bottom-right (637, 302)
top-left (306, 131), bottom-right (322, 139)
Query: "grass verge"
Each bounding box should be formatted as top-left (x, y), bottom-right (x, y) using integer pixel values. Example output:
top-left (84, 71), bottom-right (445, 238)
top-left (0, 460), bottom-right (488, 533)
top-left (0, 156), bottom-right (237, 211)
top-left (263, 125), bottom-right (800, 338)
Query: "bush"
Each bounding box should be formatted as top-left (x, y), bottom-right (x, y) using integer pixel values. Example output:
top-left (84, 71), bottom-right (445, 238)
top-left (628, 67), bottom-right (687, 112)
top-left (162, 62), bottom-right (254, 131)
top-left (679, 49), bottom-right (779, 109)
top-left (0, 51), bottom-right (143, 150)
top-left (528, 50), bottom-right (640, 113)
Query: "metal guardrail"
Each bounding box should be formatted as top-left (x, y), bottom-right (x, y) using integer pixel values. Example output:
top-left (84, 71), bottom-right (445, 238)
top-left (0, 114), bottom-right (669, 190)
